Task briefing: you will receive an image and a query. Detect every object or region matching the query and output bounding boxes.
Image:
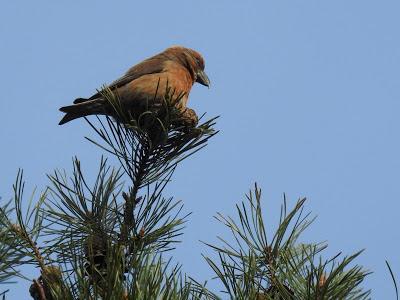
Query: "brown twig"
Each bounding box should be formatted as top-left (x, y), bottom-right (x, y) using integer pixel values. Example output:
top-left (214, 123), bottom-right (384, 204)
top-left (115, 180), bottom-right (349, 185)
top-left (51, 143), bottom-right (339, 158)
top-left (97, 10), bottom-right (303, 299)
top-left (31, 279), bottom-right (46, 300)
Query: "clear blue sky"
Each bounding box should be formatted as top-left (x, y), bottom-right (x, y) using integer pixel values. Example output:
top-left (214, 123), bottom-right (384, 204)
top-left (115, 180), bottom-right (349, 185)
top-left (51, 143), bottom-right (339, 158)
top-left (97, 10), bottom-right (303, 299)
top-left (1, 1), bottom-right (399, 298)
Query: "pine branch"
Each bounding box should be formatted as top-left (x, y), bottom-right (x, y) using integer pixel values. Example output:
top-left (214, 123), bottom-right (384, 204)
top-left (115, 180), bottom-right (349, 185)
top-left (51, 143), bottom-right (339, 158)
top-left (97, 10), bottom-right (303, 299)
top-left (0, 171), bottom-right (48, 272)
top-left (203, 184), bottom-right (371, 299)
top-left (36, 82), bottom-right (218, 298)
top-left (0, 171), bottom-right (69, 300)
top-left (0, 200), bottom-right (21, 284)
top-left (82, 86), bottom-right (217, 246)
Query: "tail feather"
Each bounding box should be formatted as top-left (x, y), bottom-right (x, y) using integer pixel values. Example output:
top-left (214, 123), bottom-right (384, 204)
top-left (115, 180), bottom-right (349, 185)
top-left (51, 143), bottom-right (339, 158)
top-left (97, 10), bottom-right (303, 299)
top-left (74, 92), bottom-right (102, 103)
top-left (73, 97), bottom-right (89, 104)
top-left (59, 99), bottom-right (104, 125)
top-left (58, 113), bottom-right (81, 125)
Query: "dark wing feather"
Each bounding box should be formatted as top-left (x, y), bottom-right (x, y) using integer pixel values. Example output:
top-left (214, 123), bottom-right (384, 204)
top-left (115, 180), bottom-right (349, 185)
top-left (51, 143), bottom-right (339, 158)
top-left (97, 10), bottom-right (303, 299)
top-left (74, 54), bottom-right (167, 104)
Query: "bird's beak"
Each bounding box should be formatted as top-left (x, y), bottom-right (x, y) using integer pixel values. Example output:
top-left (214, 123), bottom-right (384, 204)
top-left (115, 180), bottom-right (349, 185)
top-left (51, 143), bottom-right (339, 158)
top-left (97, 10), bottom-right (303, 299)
top-left (196, 70), bottom-right (210, 87)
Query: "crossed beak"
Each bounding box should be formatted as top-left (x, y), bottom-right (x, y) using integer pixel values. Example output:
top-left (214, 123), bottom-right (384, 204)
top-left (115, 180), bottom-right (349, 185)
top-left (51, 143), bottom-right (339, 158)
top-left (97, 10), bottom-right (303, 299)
top-left (196, 70), bottom-right (210, 87)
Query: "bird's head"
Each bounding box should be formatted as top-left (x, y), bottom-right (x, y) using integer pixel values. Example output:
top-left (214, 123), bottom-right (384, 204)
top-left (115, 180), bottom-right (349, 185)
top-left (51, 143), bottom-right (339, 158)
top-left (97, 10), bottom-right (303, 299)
top-left (165, 46), bottom-right (210, 87)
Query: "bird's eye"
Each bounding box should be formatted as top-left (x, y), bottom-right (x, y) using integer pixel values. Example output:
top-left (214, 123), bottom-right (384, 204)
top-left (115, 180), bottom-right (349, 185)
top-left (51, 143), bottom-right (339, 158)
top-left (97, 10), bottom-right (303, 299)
top-left (195, 57), bottom-right (203, 68)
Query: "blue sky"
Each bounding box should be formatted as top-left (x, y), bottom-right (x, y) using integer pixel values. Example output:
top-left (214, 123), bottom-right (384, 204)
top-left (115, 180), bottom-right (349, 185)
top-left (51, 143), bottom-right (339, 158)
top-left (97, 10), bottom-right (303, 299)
top-left (1, 1), bottom-right (400, 298)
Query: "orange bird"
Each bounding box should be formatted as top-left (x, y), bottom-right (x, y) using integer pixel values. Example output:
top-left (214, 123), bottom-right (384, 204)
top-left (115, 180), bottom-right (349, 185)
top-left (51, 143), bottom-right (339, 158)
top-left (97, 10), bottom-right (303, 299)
top-left (58, 46), bottom-right (210, 125)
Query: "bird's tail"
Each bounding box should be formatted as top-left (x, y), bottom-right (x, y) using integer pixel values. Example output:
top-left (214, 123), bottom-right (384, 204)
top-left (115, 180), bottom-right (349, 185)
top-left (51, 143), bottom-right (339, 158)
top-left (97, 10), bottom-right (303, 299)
top-left (59, 99), bottom-right (104, 125)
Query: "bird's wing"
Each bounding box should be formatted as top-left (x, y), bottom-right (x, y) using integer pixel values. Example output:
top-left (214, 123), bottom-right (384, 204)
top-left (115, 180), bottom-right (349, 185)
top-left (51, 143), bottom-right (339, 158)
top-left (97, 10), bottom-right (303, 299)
top-left (74, 54), bottom-right (167, 104)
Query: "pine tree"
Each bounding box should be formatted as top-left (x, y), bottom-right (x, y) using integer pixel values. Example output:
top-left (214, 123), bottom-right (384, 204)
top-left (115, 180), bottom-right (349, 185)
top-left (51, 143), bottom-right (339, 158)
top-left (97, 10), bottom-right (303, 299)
top-left (0, 87), bottom-right (397, 299)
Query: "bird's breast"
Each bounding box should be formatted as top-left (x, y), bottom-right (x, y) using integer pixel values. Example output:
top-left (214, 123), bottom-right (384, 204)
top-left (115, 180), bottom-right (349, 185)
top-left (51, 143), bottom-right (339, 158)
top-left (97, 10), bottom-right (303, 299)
top-left (117, 65), bottom-right (193, 111)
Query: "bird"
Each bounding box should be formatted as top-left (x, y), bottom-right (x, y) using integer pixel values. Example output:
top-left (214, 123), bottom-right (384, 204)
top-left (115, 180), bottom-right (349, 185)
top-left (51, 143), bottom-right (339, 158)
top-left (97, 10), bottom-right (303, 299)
top-left (58, 46), bottom-right (210, 126)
